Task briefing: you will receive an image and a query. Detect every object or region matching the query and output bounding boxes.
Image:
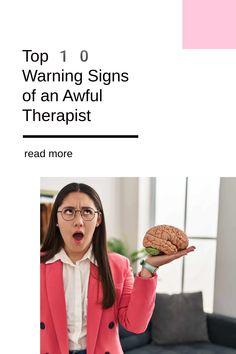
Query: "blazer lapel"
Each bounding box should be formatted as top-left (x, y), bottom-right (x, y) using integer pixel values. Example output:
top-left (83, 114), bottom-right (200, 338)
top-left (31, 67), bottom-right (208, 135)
top-left (46, 261), bottom-right (69, 354)
top-left (87, 262), bottom-right (103, 354)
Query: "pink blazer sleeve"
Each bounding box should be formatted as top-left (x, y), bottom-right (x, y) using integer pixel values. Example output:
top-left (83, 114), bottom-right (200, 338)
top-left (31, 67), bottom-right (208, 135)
top-left (116, 257), bottom-right (157, 333)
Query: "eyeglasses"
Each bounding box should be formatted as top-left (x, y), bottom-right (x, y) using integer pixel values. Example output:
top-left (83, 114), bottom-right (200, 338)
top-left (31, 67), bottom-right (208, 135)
top-left (57, 207), bottom-right (100, 221)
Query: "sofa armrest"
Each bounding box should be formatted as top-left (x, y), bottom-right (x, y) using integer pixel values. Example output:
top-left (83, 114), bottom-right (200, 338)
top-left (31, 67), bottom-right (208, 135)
top-left (119, 323), bottom-right (151, 352)
top-left (207, 313), bottom-right (236, 349)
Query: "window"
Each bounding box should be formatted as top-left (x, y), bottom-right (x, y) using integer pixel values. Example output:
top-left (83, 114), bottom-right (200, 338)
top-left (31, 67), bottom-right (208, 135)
top-left (155, 177), bottom-right (220, 312)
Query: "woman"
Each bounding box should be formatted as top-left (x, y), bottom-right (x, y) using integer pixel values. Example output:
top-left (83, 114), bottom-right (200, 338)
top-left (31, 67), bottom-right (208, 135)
top-left (40, 182), bottom-right (195, 354)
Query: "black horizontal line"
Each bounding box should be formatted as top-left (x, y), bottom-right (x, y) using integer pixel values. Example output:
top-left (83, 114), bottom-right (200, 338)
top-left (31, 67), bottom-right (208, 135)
top-left (23, 134), bottom-right (139, 139)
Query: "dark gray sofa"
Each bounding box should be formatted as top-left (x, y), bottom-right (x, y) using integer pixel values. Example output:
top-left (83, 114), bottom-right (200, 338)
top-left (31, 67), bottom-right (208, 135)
top-left (119, 313), bottom-right (236, 354)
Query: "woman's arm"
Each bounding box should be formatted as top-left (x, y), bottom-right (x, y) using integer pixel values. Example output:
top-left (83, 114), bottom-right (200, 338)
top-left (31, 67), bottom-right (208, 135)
top-left (117, 246), bottom-right (196, 332)
top-left (117, 258), bottom-right (157, 333)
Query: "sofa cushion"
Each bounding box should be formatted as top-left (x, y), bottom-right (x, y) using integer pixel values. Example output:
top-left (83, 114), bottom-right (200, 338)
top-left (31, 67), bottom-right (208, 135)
top-left (125, 342), bottom-right (236, 354)
top-left (151, 291), bottom-right (209, 345)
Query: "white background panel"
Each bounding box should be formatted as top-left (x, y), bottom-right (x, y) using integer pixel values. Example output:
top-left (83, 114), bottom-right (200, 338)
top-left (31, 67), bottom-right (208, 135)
top-left (1, 0), bottom-right (236, 352)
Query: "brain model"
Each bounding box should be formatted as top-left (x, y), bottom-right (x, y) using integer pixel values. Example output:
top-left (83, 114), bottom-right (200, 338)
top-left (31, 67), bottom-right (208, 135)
top-left (143, 225), bottom-right (189, 256)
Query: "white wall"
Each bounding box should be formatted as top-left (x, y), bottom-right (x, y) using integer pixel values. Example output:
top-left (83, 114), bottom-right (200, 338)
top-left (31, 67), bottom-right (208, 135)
top-left (214, 177), bottom-right (236, 317)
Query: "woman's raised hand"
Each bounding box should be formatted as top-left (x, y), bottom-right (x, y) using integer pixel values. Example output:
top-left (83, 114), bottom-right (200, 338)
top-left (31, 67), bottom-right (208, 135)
top-left (146, 246), bottom-right (196, 268)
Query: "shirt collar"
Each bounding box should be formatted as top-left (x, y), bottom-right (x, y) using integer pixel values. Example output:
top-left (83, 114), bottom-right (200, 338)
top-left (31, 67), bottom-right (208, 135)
top-left (46, 244), bottom-right (97, 266)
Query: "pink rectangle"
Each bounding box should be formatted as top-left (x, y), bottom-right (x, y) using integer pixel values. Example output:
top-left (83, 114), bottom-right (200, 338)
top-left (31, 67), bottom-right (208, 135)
top-left (183, 0), bottom-right (236, 49)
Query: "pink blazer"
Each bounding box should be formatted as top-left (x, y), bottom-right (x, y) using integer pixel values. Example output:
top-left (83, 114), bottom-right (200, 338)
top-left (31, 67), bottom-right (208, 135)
top-left (40, 252), bottom-right (157, 354)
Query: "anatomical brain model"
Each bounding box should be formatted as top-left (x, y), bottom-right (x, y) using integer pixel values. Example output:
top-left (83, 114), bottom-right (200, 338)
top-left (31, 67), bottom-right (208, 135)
top-left (143, 225), bottom-right (189, 256)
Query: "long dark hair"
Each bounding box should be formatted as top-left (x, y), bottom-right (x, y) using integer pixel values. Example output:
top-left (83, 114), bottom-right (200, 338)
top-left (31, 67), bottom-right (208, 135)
top-left (40, 182), bottom-right (116, 308)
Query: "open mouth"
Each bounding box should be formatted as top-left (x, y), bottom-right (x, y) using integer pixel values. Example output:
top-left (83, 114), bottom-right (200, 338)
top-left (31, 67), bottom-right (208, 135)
top-left (72, 232), bottom-right (84, 242)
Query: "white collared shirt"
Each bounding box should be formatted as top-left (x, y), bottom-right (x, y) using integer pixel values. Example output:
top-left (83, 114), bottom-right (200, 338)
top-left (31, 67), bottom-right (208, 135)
top-left (46, 245), bottom-right (97, 350)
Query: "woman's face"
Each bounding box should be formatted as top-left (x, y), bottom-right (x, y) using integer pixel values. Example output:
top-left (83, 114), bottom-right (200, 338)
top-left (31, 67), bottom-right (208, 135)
top-left (57, 191), bottom-right (101, 263)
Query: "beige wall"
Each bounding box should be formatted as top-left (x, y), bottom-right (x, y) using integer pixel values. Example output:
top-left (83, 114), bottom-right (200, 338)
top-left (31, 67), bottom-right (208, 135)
top-left (214, 177), bottom-right (236, 317)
